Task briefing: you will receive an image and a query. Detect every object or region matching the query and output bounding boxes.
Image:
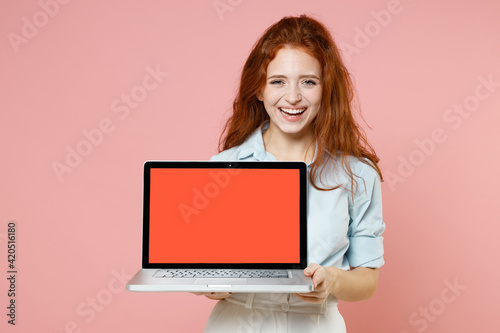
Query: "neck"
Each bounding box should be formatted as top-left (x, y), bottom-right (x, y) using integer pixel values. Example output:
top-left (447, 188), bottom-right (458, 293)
top-left (262, 123), bottom-right (315, 163)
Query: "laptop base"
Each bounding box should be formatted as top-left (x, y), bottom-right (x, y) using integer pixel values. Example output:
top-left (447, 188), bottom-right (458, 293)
top-left (127, 269), bottom-right (314, 293)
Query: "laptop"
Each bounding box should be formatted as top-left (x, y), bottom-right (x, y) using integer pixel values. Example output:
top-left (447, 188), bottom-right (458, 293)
top-left (126, 160), bottom-right (314, 293)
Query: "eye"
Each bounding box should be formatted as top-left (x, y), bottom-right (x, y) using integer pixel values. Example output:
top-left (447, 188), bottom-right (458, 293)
top-left (303, 80), bottom-right (317, 86)
top-left (270, 80), bottom-right (284, 85)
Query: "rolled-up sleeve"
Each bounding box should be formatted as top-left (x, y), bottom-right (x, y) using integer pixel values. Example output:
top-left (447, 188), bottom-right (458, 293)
top-left (346, 161), bottom-right (385, 268)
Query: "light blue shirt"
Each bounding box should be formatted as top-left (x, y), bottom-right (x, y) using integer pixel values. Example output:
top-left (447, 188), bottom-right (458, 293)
top-left (210, 121), bottom-right (385, 270)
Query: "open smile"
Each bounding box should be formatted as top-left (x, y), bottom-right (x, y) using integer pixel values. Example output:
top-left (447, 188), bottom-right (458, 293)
top-left (279, 107), bottom-right (307, 117)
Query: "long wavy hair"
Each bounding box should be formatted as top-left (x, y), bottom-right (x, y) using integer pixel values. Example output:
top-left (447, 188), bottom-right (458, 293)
top-left (218, 15), bottom-right (382, 192)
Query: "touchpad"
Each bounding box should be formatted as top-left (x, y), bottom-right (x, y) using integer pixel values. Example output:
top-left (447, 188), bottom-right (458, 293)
top-left (194, 278), bottom-right (247, 285)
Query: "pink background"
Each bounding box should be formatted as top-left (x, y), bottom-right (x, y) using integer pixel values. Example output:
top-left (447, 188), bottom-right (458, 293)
top-left (1, 0), bottom-right (499, 332)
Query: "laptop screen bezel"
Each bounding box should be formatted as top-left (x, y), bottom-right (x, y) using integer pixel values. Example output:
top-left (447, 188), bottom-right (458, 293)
top-left (141, 160), bottom-right (308, 269)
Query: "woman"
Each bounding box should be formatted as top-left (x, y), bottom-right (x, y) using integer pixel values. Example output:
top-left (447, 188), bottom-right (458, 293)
top-left (197, 15), bottom-right (385, 332)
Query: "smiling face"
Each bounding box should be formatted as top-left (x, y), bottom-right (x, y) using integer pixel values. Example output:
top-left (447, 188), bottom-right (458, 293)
top-left (257, 47), bottom-right (322, 138)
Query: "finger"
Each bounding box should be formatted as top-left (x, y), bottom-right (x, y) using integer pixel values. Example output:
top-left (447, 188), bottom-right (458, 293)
top-left (304, 263), bottom-right (322, 276)
top-left (192, 292), bottom-right (232, 298)
top-left (295, 289), bottom-right (320, 296)
top-left (206, 292), bottom-right (232, 300)
top-left (295, 285), bottom-right (324, 297)
top-left (293, 293), bottom-right (324, 304)
top-left (206, 295), bottom-right (222, 300)
top-left (311, 267), bottom-right (325, 288)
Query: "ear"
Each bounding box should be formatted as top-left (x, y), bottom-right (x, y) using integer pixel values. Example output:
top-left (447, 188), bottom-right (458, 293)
top-left (256, 91), bottom-right (263, 101)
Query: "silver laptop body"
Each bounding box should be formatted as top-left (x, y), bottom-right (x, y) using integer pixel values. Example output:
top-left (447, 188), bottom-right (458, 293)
top-left (126, 161), bottom-right (314, 293)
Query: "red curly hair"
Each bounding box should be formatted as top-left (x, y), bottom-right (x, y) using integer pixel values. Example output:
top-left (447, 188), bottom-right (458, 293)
top-left (218, 15), bottom-right (382, 192)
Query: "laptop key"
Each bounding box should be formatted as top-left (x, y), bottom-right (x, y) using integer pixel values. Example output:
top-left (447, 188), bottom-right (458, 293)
top-left (153, 269), bottom-right (289, 279)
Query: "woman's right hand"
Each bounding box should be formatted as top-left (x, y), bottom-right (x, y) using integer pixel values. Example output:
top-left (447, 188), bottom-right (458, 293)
top-left (192, 292), bottom-right (232, 300)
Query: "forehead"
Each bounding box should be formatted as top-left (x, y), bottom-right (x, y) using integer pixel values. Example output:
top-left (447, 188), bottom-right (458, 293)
top-left (266, 48), bottom-right (321, 76)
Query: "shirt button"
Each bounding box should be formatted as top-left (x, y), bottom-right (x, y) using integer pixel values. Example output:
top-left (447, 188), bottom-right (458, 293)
top-left (280, 303), bottom-right (289, 312)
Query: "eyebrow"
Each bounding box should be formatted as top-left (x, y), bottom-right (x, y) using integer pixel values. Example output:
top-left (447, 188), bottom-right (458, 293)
top-left (267, 74), bottom-right (321, 80)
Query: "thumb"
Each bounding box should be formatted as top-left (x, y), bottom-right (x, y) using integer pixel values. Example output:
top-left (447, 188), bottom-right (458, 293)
top-left (303, 263), bottom-right (321, 277)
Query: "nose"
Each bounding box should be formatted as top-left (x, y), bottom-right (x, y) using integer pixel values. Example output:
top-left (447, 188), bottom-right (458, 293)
top-left (285, 85), bottom-right (302, 104)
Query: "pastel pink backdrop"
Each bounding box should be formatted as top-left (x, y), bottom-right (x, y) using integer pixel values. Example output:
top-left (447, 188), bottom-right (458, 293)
top-left (1, 0), bottom-right (499, 332)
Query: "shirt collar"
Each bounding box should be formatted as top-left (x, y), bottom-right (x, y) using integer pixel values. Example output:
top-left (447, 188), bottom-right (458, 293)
top-left (237, 121), bottom-right (270, 161)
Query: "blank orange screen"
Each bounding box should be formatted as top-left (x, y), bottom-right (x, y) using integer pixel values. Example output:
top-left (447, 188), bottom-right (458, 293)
top-left (149, 168), bottom-right (301, 263)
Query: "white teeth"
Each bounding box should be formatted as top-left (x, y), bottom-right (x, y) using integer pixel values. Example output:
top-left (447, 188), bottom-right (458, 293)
top-left (279, 107), bottom-right (306, 115)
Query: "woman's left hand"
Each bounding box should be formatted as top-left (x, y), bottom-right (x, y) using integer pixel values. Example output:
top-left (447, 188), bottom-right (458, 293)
top-left (293, 263), bottom-right (338, 304)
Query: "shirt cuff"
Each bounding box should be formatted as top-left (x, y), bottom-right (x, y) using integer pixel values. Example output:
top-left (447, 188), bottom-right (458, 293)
top-left (347, 236), bottom-right (385, 268)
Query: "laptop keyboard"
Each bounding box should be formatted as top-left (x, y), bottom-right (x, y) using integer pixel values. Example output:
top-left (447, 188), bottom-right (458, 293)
top-left (154, 269), bottom-right (289, 279)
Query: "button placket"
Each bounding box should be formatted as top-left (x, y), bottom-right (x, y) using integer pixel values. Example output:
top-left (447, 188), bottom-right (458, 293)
top-left (279, 293), bottom-right (291, 312)
top-left (280, 302), bottom-right (290, 312)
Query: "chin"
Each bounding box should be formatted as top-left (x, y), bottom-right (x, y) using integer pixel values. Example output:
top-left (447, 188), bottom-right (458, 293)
top-left (277, 122), bottom-right (310, 135)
